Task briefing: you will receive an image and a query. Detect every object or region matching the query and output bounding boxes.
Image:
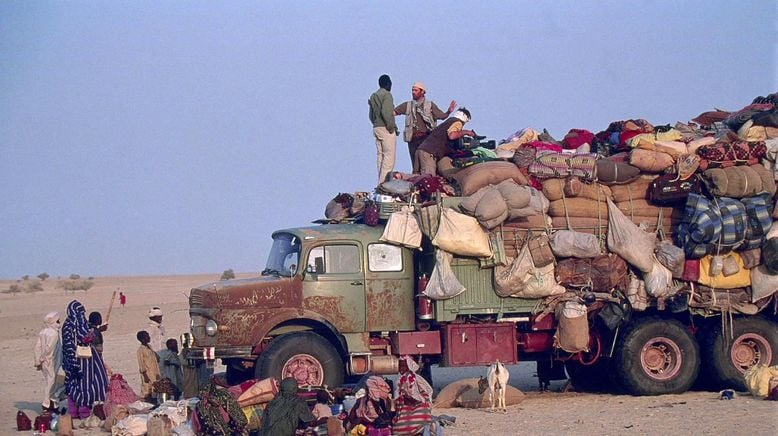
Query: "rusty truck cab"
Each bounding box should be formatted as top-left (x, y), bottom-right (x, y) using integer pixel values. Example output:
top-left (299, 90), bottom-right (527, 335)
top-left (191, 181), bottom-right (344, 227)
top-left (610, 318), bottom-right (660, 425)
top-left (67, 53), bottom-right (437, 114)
top-left (188, 223), bottom-right (416, 386)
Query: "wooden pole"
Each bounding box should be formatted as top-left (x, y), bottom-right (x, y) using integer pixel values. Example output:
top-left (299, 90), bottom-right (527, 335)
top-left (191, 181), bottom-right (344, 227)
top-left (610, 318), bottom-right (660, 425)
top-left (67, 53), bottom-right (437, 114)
top-left (104, 289), bottom-right (117, 324)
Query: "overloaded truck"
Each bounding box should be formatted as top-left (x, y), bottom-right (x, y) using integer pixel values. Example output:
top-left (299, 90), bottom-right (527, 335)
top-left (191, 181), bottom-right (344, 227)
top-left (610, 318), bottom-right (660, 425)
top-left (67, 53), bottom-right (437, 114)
top-left (186, 194), bottom-right (778, 396)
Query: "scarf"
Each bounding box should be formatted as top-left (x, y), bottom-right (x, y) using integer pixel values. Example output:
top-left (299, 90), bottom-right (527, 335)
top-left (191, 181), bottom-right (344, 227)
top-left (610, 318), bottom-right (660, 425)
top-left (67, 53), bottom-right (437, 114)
top-left (61, 301), bottom-right (91, 375)
top-left (412, 98), bottom-right (437, 131)
top-left (197, 382), bottom-right (247, 435)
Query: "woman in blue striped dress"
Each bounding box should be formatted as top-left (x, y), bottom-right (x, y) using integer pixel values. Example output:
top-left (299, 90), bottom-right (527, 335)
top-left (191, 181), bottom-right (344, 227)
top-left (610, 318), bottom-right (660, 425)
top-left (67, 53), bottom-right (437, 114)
top-left (61, 300), bottom-right (109, 420)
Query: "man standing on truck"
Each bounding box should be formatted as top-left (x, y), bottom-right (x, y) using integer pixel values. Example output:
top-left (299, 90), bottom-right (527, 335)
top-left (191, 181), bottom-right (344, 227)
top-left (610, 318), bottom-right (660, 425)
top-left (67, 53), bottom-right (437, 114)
top-left (416, 107), bottom-right (476, 176)
top-left (369, 74), bottom-right (399, 183)
top-left (394, 81), bottom-right (456, 173)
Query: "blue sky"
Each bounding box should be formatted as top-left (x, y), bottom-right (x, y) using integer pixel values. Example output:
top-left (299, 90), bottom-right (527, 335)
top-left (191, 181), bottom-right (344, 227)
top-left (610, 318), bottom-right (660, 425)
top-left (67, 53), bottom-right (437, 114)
top-left (1, 1), bottom-right (776, 278)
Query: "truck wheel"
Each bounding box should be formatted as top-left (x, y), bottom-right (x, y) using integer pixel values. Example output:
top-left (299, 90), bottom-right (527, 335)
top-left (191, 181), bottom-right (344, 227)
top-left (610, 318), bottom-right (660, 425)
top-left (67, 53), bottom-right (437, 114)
top-left (256, 332), bottom-right (344, 388)
top-left (613, 317), bottom-right (699, 395)
top-left (701, 316), bottom-right (778, 391)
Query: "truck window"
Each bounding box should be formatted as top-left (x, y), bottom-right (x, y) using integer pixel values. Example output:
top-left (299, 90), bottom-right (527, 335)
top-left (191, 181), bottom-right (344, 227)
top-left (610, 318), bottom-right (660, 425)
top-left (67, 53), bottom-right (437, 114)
top-left (307, 245), bottom-right (360, 274)
top-left (264, 233), bottom-right (300, 277)
top-left (367, 243), bottom-right (403, 272)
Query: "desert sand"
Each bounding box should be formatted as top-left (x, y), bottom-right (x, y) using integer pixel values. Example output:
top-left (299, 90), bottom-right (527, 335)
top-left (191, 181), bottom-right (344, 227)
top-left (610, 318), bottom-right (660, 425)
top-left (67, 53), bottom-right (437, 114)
top-left (1, 274), bottom-right (776, 435)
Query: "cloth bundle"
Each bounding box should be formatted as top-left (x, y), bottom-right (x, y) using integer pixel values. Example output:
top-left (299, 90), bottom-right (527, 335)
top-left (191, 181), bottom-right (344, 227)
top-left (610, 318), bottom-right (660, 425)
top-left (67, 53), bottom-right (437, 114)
top-left (701, 164), bottom-right (777, 198)
top-left (528, 150), bottom-right (598, 180)
top-left (696, 140), bottom-right (767, 170)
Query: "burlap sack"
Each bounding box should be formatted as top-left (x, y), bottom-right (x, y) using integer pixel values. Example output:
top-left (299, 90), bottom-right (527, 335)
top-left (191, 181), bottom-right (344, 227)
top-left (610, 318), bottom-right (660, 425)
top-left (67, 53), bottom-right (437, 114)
top-left (629, 149), bottom-right (675, 173)
top-left (459, 185), bottom-right (492, 215)
top-left (615, 200), bottom-right (685, 219)
top-left (610, 176), bottom-right (655, 202)
top-left (548, 198), bottom-right (608, 218)
top-left (433, 378), bottom-right (525, 409)
top-left (596, 159), bottom-right (641, 185)
top-left (432, 208), bottom-right (492, 257)
top-left (496, 179), bottom-right (532, 210)
top-left (749, 265), bottom-right (778, 302)
top-left (452, 161), bottom-right (529, 196)
top-left (554, 301), bottom-right (589, 353)
top-left (549, 230), bottom-right (601, 258)
top-left (474, 189), bottom-right (508, 222)
top-left (541, 178), bottom-right (613, 201)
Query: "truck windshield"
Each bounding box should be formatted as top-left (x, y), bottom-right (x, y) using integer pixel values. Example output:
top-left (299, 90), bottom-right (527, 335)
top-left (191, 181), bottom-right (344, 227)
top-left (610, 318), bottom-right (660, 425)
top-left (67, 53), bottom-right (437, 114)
top-left (264, 233), bottom-right (300, 277)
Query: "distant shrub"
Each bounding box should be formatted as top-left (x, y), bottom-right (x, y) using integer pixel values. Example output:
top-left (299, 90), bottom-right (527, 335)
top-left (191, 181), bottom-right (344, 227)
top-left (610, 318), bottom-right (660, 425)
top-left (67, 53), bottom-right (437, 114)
top-left (23, 280), bottom-right (44, 293)
top-left (37, 272), bottom-right (49, 281)
top-left (59, 279), bottom-right (94, 292)
top-left (220, 269), bottom-right (236, 280)
top-left (22, 275), bottom-right (30, 280)
top-left (2, 284), bottom-right (21, 294)
top-left (69, 274), bottom-right (81, 280)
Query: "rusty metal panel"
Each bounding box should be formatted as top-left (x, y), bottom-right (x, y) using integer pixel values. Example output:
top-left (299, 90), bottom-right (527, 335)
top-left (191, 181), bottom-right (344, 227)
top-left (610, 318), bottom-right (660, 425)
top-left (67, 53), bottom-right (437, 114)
top-left (390, 331), bottom-right (442, 355)
top-left (435, 258), bottom-right (538, 322)
top-left (441, 323), bottom-right (517, 366)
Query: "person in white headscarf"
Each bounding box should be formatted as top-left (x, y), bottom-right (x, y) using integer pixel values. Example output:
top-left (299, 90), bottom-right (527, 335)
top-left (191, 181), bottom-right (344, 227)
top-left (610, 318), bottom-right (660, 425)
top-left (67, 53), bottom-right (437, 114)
top-left (34, 311), bottom-right (62, 409)
top-left (147, 307), bottom-right (166, 352)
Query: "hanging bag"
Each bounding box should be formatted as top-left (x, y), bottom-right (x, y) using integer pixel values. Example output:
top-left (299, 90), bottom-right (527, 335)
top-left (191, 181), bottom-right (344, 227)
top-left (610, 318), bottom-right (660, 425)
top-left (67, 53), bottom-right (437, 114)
top-left (380, 206), bottom-right (422, 249)
top-left (76, 345), bottom-right (93, 359)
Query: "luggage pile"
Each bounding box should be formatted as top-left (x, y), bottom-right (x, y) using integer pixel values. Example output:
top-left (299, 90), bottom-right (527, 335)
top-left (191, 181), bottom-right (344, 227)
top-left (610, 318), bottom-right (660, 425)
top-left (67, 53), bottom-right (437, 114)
top-left (332, 93), bottom-right (778, 318)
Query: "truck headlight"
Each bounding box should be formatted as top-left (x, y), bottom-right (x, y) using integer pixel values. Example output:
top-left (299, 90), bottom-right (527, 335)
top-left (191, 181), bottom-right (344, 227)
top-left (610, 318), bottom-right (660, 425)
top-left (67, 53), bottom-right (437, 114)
top-left (205, 319), bottom-right (218, 336)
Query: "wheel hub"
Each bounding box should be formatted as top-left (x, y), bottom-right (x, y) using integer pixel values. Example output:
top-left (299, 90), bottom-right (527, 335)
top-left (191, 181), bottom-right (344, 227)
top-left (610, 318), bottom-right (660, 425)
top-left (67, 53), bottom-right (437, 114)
top-left (282, 353), bottom-right (324, 386)
top-left (640, 337), bottom-right (682, 380)
top-left (731, 333), bottom-right (771, 372)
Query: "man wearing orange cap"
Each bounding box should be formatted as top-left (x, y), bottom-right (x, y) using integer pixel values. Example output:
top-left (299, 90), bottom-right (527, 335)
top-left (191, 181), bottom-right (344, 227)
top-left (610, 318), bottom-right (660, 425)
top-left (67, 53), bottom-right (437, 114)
top-left (394, 82), bottom-right (456, 173)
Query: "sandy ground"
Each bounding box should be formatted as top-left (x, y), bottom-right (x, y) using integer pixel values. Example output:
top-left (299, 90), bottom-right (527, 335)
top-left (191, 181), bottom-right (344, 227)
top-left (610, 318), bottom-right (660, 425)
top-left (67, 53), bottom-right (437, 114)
top-left (1, 274), bottom-right (776, 435)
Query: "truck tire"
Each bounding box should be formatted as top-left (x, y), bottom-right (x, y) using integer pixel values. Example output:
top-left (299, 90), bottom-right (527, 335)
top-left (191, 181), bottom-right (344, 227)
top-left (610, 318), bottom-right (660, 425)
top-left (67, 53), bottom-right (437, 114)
top-left (613, 317), bottom-right (699, 395)
top-left (256, 332), bottom-right (344, 388)
top-left (700, 316), bottom-right (778, 391)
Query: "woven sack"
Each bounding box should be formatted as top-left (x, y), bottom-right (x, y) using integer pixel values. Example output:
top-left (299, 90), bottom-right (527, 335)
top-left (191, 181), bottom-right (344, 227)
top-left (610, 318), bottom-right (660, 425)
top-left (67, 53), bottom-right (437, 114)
top-left (452, 161), bottom-right (528, 196)
top-left (432, 208), bottom-right (492, 257)
top-left (629, 148), bottom-right (674, 173)
top-left (547, 198), bottom-right (608, 219)
top-left (554, 301), bottom-right (589, 353)
top-left (549, 230), bottom-right (601, 258)
top-left (595, 159), bottom-right (641, 185)
top-left (610, 177), bottom-right (654, 202)
top-left (541, 178), bottom-right (612, 201)
top-left (555, 254), bottom-right (628, 292)
top-left (380, 206), bottom-right (422, 249)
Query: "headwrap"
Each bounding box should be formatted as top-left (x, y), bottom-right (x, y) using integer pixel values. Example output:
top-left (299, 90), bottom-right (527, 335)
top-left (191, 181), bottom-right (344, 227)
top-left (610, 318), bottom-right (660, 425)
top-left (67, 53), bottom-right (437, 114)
top-left (44, 311), bottom-right (59, 327)
top-left (148, 307), bottom-right (163, 317)
top-left (398, 356), bottom-right (432, 404)
top-left (412, 81), bottom-right (426, 92)
top-left (261, 377), bottom-right (314, 436)
top-left (62, 301), bottom-right (91, 375)
top-left (355, 376), bottom-right (392, 422)
top-left (452, 109), bottom-right (470, 123)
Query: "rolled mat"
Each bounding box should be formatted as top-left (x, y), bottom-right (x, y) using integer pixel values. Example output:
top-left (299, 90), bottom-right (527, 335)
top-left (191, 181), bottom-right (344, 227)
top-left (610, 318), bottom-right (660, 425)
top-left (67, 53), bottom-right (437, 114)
top-left (541, 178), bottom-right (612, 202)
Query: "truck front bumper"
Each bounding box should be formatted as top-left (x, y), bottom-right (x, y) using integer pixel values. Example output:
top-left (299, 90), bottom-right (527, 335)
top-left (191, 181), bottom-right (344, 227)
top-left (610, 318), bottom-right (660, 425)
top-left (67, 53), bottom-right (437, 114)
top-left (185, 345), bottom-right (255, 361)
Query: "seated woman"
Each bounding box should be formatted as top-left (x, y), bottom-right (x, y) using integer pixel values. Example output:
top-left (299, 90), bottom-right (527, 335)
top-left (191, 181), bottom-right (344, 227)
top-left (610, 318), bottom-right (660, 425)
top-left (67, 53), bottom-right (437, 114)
top-left (345, 376), bottom-right (394, 436)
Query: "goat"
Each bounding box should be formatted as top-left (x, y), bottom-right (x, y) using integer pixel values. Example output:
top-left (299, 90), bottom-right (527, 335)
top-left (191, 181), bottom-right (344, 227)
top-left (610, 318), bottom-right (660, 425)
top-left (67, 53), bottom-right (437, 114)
top-left (477, 360), bottom-right (509, 413)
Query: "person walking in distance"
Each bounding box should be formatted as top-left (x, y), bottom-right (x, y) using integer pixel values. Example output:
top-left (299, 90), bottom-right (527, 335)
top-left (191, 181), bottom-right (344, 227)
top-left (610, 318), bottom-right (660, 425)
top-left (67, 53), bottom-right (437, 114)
top-left (34, 311), bottom-right (62, 411)
top-left (394, 82), bottom-right (456, 173)
top-left (369, 74), bottom-right (399, 183)
top-left (119, 291), bottom-right (126, 308)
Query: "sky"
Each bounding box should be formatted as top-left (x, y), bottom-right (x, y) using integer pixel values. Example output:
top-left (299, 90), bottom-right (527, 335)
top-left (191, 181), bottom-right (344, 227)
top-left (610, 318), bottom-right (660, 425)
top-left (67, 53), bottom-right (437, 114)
top-left (1, 1), bottom-right (776, 279)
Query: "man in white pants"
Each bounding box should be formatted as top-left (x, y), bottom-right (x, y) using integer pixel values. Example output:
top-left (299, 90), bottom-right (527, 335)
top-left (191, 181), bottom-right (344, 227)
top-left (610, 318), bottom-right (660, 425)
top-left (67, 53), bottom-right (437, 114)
top-left (369, 74), bottom-right (399, 183)
top-left (34, 311), bottom-right (62, 410)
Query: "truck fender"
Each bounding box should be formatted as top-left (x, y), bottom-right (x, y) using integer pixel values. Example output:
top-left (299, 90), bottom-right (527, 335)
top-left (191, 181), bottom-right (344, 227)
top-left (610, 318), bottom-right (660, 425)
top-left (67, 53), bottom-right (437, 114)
top-left (249, 308), bottom-right (347, 356)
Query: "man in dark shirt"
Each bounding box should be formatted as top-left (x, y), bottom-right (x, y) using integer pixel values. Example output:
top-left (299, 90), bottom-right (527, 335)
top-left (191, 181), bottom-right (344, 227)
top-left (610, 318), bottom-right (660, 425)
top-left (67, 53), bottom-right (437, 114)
top-left (416, 108), bottom-right (476, 176)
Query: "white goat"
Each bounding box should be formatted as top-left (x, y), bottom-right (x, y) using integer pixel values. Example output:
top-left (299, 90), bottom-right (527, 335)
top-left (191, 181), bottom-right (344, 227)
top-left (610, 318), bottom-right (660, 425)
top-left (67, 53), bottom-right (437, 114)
top-left (478, 360), bottom-right (509, 413)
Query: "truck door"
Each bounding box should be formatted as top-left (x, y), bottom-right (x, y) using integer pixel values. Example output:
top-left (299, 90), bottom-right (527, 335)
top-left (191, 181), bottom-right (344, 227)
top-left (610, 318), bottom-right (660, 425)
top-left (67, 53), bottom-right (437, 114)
top-left (365, 243), bottom-right (415, 331)
top-left (302, 243), bottom-right (366, 332)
